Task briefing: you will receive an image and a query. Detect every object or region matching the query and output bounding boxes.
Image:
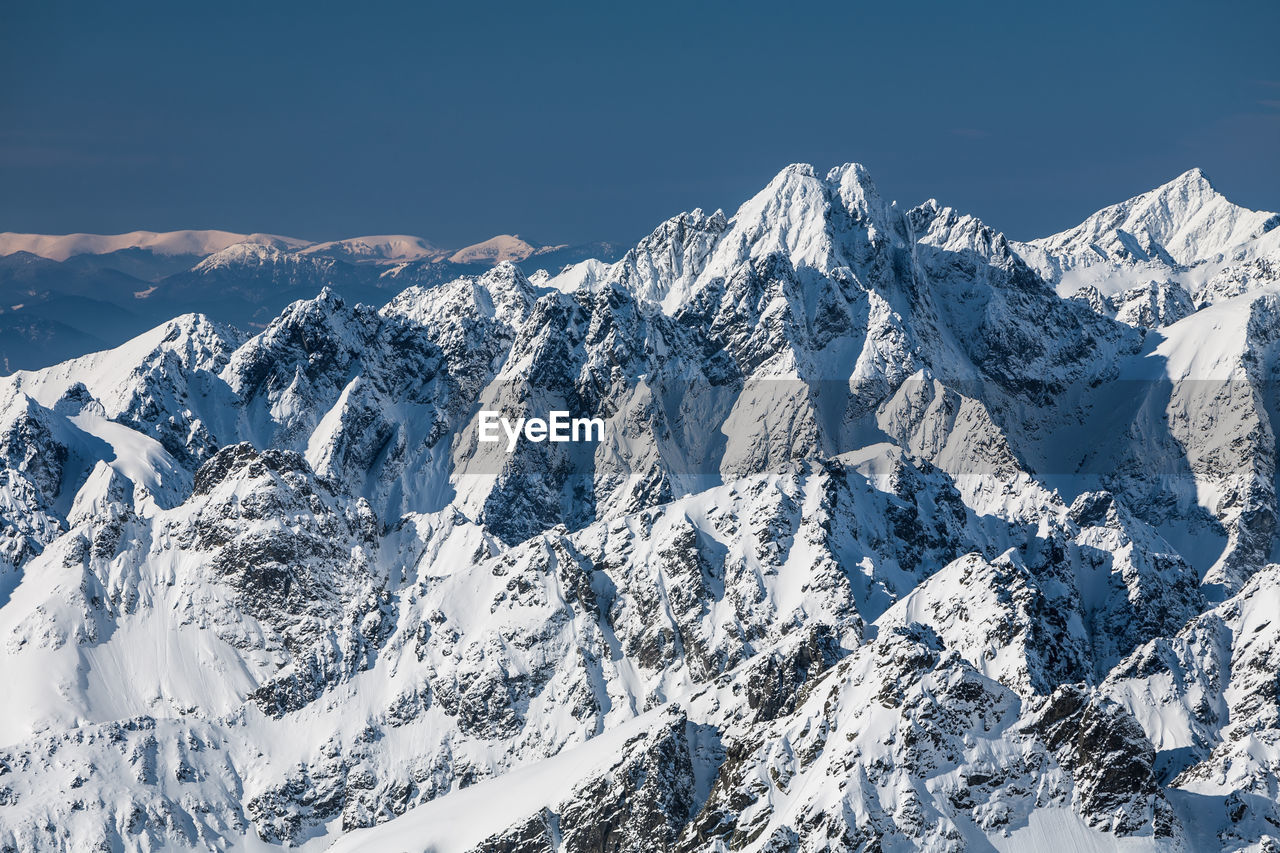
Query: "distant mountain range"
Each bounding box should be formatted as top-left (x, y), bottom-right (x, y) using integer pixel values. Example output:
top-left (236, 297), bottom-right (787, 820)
top-left (0, 230), bottom-right (625, 372)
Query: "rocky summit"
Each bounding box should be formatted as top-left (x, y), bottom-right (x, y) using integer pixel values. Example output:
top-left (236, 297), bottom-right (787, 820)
top-left (0, 163), bottom-right (1278, 851)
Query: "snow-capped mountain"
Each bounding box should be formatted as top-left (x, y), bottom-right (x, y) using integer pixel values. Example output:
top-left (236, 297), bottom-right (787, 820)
top-left (0, 231), bottom-right (625, 372)
top-left (0, 163), bottom-right (1277, 852)
top-left (1010, 169), bottom-right (1280, 337)
top-left (0, 230), bottom-right (310, 263)
top-left (1014, 168), bottom-right (1279, 282)
top-left (298, 235), bottom-right (450, 264)
top-left (447, 234), bottom-right (553, 265)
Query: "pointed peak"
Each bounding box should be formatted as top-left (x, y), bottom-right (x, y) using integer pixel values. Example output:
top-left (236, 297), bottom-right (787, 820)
top-left (151, 311), bottom-right (245, 352)
top-left (745, 164), bottom-right (825, 208)
top-left (1170, 166), bottom-right (1212, 189)
top-left (777, 163), bottom-right (818, 179)
top-left (829, 163), bottom-right (898, 238)
top-left (752, 161), bottom-right (884, 208)
top-left (705, 160), bottom-right (906, 277)
top-left (1148, 166), bottom-right (1219, 203)
top-left (480, 259), bottom-right (533, 289)
top-left (761, 162), bottom-right (879, 196)
top-left (825, 162), bottom-right (875, 186)
top-left (262, 286), bottom-right (363, 331)
top-left (736, 164), bottom-right (830, 219)
top-left (1023, 165), bottom-right (1277, 274)
top-left (830, 161), bottom-right (874, 198)
top-left (315, 285), bottom-right (343, 303)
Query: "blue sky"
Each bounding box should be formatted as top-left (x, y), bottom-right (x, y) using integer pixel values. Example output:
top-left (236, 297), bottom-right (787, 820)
top-left (2, 0), bottom-right (1277, 247)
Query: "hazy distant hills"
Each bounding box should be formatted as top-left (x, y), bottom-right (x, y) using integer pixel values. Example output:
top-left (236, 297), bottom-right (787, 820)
top-left (0, 230), bottom-right (625, 372)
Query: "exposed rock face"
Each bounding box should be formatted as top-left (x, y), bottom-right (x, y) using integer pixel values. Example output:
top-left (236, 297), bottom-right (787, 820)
top-left (1, 163), bottom-right (1279, 852)
top-left (0, 394), bottom-right (69, 580)
top-left (1024, 685), bottom-right (1177, 836)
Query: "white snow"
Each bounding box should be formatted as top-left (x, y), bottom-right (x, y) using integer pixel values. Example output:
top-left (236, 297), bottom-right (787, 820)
top-left (448, 234), bottom-right (563, 265)
top-left (988, 807), bottom-right (1166, 853)
top-left (67, 412), bottom-right (190, 513)
top-left (1017, 167), bottom-right (1278, 283)
top-left (0, 230), bottom-right (307, 261)
top-left (298, 235), bottom-right (447, 263)
top-left (328, 712), bottom-right (662, 853)
top-left (0, 162), bottom-right (1276, 852)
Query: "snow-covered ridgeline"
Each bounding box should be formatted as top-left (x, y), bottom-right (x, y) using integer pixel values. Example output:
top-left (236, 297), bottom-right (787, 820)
top-left (0, 163), bottom-right (1277, 851)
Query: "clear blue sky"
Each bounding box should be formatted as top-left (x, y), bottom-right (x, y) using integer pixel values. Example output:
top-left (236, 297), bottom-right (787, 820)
top-left (2, 0), bottom-right (1277, 248)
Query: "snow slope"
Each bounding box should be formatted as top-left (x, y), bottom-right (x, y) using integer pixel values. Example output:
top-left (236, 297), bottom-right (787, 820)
top-left (297, 235), bottom-right (448, 263)
top-left (0, 230), bottom-right (308, 261)
top-left (448, 234), bottom-right (566, 265)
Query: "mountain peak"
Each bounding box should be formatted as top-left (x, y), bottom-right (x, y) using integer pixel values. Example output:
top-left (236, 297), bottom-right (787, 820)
top-left (298, 235), bottom-right (447, 263)
top-left (191, 240), bottom-right (293, 272)
top-left (1147, 166), bottom-right (1220, 210)
top-left (449, 234), bottom-right (542, 265)
top-left (828, 162), bottom-right (895, 228)
top-left (1170, 166), bottom-right (1211, 189)
top-left (777, 162), bottom-right (818, 179)
top-left (602, 161), bottom-right (906, 312)
top-left (1019, 167), bottom-right (1278, 279)
top-left (825, 161), bottom-right (874, 186)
